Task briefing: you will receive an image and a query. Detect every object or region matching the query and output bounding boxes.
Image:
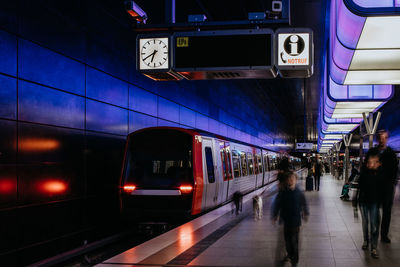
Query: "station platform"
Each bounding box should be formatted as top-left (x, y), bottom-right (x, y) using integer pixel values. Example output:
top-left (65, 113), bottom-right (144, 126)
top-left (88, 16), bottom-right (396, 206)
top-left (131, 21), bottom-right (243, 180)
top-left (96, 174), bottom-right (400, 267)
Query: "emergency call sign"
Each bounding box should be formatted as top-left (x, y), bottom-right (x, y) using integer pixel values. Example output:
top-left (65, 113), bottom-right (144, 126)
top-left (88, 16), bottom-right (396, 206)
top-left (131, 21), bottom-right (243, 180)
top-left (277, 33), bottom-right (310, 66)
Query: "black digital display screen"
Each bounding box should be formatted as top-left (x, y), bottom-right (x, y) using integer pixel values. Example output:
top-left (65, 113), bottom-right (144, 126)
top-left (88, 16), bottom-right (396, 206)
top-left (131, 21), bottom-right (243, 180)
top-left (174, 34), bottom-right (272, 69)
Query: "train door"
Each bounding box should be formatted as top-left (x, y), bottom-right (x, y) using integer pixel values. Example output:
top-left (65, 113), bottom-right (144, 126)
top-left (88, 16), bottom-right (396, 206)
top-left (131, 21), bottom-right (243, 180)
top-left (202, 138), bottom-right (218, 209)
top-left (263, 153), bottom-right (269, 184)
top-left (214, 140), bottom-right (225, 205)
top-left (255, 151), bottom-right (263, 188)
top-left (220, 142), bottom-right (233, 202)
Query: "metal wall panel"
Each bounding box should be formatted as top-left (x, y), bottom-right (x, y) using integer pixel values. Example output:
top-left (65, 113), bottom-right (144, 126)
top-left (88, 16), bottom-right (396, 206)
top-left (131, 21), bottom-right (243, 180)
top-left (18, 39), bottom-right (85, 95)
top-left (158, 97), bottom-right (180, 122)
top-left (179, 106), bottom-right (196, 127)
top-left (0, 74), bottom-right (16, 120)
top-left (86, 67), bottom-right (129, 108)
top-left (0, 30), bottom-right (17, 76)
top-left (0, 119), bottom-right (17, 207)
top-left (18, 123), bottom-right (85, 204)
top-left (86, 99), bottom-right (128, 135)
top-left (18, 81), bottom-right (85, 129)
top-left (129, 111), bottom-right (157, 133)
top-left (129, 85), bottom-right (158, 116)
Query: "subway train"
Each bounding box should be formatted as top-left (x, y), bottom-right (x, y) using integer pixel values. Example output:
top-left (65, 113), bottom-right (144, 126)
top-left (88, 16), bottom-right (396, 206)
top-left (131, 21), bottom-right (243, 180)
top-left (119, 127), bottom-right (301, 218)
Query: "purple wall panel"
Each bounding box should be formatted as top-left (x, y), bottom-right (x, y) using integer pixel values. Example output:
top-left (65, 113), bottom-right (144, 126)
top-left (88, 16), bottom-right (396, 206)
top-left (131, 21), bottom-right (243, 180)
top-left (195, 113), bottom-right (209, 131)
top-left (0, 74), bottom-right (16, 120)
top-left (157, 118), bottom-right (180, 128)
top-left (129, 111), bottom-right (157, 133)
top-left (19, 81), bottom-right (85, 129)
top-left (18, 39), bottom-right (85, 95)
top-left (129, 85), bottom-right (157, 116)
top-left (158, 97), bottom-right (179, 122)
top-left (86, 67), bottom-right (128, 108)
top-left (86, 99), bottom-right (127, 135)
top-left (0, 30), bottom-right (17, 76)
top-left (208, 118), bottom-right (220, 134)
top-left (219, 123), bottom-right (228, 138)
top-left (179, 106), bottom-right (196, 127)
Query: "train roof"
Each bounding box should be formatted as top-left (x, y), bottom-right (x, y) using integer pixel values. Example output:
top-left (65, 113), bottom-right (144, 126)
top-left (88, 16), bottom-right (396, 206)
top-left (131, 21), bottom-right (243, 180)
top-left (128, 126), bottom-right (285, 155)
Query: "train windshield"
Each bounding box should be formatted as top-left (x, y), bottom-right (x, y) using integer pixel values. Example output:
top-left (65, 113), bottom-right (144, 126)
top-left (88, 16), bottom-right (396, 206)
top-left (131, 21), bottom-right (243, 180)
top-left (124, 130), bottom-right (193, 188)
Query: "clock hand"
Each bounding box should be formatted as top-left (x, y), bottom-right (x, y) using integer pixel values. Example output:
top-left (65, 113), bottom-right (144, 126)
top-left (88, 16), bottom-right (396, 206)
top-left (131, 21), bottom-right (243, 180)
top-left (143, 50), bottom-right (156, 61)
top-left (151, 50), bottom-right (158, 62)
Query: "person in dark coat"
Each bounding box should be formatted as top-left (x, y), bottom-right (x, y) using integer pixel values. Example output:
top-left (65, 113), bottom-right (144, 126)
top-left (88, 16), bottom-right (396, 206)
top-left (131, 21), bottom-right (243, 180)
top-left (313, 155), bottom-right (323, 191)
top-left (353, 149), bottom-right (383, 259)
top-left (277, 157), bottom-right (290, 191)
top-left (348, 163), bottom-right (359, 183)
top-left (376, 130), bottom-right (398, 243)
top-left (272, 171), bottom-right (309, 267)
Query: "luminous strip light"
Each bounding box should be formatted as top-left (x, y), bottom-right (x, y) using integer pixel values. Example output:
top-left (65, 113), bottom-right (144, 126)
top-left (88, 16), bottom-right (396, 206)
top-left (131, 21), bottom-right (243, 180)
top-left (323, 124), bottom-right (357, 132)
top-left (322, 135), bottom-right (343, 140)
top-left (352, 0), bottom-right (399, 8)
top-left (357, 17), bottom-right (400, 49)
top-left (345, 71), bottom-right (400, 85)
top-left (321, 140), bottom-right (339, 144)
top-left (350, 50), bottom-right (400, 70)
top-left (324, 77), bottom-right (392, 119)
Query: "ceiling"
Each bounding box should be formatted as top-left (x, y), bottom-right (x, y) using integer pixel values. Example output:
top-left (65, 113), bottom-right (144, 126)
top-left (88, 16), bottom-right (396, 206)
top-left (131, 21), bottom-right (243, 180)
top-left (132, 0), bottom-right (328, 143)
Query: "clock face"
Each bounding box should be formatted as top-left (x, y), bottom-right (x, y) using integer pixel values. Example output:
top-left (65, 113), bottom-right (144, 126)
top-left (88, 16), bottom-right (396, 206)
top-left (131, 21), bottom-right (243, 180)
top-left (139, 38), bottom-right (169, 70)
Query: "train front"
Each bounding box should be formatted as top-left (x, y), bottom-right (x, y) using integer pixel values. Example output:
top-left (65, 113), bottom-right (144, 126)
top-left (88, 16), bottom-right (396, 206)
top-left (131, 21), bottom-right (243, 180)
top-left (120, 128), bottom-right (195, 219)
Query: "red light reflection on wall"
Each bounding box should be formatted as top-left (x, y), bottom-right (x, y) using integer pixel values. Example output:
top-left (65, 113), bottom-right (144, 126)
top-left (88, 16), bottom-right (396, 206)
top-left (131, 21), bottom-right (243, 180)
top-left (0, 179), bottom-right (15, 194)
top-left (19, 138), bottom-right (60, 151)
top-left (39, 179), bottom-right (67, 194)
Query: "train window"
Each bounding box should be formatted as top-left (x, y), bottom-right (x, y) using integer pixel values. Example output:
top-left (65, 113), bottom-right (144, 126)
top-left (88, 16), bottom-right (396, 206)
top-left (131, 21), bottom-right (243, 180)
top-left (256, 154), bottom-right (262, 174)
top-left (124, 129), bottom-right (193, 189)
top-left (220, 150), bottom-right (228, 181)
top-left (241, 152), bottom-right (248, 176)
top-left (263, 155), bottom-right (268, 173)
top-left (232, 150), bottom-right (241, 178)
top-left (269, 157), bottom-right (274, 171)
top-left (254, 154), bottom-right (259, 175)
top-left (247, 153), bottom-right (254, 175)
top-left (205, 147), bottom-right (215, 183)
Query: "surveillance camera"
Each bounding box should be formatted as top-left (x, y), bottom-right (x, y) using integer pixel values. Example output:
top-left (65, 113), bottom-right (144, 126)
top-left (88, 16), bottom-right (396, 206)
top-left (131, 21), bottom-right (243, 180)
top-left (125, 0), bottom-right (147, 24)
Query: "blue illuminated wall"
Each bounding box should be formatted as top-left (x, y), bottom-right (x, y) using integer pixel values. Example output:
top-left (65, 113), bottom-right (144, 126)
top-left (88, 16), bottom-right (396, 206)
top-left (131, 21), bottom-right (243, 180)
top-left (0, 0), bottom-right (290, 264)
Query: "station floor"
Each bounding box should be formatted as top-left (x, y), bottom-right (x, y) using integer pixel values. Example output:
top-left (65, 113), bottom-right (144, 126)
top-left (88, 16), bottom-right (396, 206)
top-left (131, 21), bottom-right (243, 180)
top-left (96, 174), bottom-right (400, 267)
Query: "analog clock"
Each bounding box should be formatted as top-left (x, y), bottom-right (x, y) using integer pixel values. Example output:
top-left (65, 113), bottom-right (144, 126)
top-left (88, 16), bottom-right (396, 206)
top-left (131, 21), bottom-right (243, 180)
top-left (138, 37), bottom-right (169, 70)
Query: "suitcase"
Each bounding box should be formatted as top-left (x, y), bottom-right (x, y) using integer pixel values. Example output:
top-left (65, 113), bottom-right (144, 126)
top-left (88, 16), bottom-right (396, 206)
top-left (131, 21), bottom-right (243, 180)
top-left (349, 182), bottom-right (359, 201)
top-left (306, 176), bottom-right (314, 191)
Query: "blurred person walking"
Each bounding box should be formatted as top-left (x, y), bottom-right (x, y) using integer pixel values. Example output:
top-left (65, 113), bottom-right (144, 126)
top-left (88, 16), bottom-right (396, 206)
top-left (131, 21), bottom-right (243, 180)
top-left (313, 155), bottom-right (323, 191)
top-left (376, 130), bottom-right (398, 243)
top-left (272, 172), bottom-right (309, 267)
top-left (277, 157), bottom-right (290, 191)
top-left (353, 149), bottom-right (383, 259)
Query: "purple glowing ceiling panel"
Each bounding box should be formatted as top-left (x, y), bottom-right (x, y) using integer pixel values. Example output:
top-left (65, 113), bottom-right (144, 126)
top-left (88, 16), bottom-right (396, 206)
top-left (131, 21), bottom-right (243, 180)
top-left (326, 77), bottom-right (393, 101)
top-left (323, 79), bottom-right (392, 119)
top-left (324, 114), bottom-right (362, 124)
top-left (352, 0), bottom-right (398, 7)
top-left (332, 37), bottom-right (354, 70)
top-left (336, 0), bottom-right (366, 49)
top-left (330, 59), bottom-right (347, 85)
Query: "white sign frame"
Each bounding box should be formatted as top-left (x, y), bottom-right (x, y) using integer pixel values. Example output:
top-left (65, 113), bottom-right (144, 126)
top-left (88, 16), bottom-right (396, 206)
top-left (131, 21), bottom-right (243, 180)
top-left (278, 33), bottom-right (310, 66)
top-left (275, 28), bottom-right (313, 78)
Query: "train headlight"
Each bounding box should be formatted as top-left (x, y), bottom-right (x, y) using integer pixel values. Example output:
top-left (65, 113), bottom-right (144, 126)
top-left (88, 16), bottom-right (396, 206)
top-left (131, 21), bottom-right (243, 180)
top-left (123, 185), bottom-right (136, 193)
top-left (179, 185), bottom-right (193, 194)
